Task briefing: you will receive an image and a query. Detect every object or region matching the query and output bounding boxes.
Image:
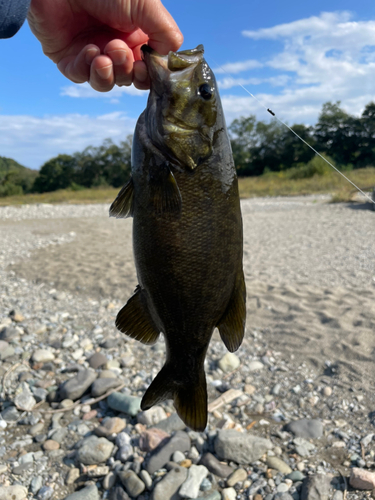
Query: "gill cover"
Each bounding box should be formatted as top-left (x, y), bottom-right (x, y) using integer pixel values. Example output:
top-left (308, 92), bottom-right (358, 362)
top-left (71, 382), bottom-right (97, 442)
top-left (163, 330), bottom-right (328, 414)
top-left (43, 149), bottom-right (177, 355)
top-left (142, 44), bottom-right (218, 170)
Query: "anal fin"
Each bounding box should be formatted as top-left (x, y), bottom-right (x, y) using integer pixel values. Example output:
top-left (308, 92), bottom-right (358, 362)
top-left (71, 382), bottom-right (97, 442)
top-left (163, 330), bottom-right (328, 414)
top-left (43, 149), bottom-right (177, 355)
top-left (109, 177), bottom-right (134, 218)
top-left (217, 270), bottom-right (246, 352)
top-left (116, 286), bottom-right (160, 345)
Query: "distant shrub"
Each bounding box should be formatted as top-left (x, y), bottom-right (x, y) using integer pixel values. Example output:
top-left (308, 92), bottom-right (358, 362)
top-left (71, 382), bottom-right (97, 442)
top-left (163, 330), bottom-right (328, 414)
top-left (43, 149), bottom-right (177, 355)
top-left (0, 182), bottom-right (23, 197)
top-left (69, 182), bottom-right (85, 191)
top-left (284, 155), bottom-right (334, 180)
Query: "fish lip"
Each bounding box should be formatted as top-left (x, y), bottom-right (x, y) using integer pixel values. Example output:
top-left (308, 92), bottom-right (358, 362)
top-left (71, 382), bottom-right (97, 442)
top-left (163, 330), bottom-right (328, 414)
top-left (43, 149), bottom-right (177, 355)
top-left (164, 114), bottom-right (196, 133)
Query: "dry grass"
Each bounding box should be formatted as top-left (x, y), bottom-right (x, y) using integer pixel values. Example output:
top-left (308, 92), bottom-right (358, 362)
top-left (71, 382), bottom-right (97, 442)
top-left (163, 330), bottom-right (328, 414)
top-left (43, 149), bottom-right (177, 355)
top-left (0, 167), bottom-right (374, 206)
top-left (238, 167), bottom-right (375, 202)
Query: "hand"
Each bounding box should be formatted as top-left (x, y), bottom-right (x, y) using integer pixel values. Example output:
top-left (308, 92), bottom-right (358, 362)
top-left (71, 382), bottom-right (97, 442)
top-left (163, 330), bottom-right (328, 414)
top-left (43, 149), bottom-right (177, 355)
top-left (28, 0), bottom-right (183, 91)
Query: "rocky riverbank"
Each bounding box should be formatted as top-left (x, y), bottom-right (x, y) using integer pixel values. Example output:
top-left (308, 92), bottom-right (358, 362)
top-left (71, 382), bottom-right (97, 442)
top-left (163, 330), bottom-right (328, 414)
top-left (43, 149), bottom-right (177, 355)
top-left (0, 198), bottom-right (375, 500)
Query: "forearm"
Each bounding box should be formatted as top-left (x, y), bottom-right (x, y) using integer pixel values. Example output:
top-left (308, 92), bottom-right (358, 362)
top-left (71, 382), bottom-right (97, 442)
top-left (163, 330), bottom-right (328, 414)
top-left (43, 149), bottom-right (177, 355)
top-left (0, 0), bottom-right (31, 38)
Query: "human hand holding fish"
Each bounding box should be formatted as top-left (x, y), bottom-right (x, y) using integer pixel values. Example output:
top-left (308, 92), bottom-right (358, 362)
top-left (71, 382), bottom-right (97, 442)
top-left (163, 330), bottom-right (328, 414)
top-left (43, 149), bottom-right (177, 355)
top-left (27, 0), bottom-right (183, 91)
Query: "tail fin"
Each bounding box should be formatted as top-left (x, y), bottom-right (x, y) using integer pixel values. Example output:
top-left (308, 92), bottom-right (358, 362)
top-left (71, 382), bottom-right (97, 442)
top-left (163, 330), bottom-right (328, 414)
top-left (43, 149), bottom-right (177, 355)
top-left (141, 363), bottom-right (207, 432)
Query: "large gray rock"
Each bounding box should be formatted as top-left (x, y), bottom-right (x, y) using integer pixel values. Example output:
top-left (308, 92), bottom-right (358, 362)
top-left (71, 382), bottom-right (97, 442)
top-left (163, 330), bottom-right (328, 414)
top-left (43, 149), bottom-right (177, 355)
top-left (60, 369), bottom-right (97, 401)
top-left (146, 431), bottom-right (191, 475)
top-left (109, 486), bottom-right (131, 500)
top-left (214, 430), bottom-right (273, 464)
top-left (300, 474), bottom-right (333, 500)
top-left (155, 413), bottom-right (186, 433)
top-left (0, 485), bottom-right (28, 500)
top-left (118, 470), bottom-right (145, 497)
top-left (77, 435), bottom-right (114, 465)
top-left (64, 484), bottom-right (100, 500)
top-left (107, 392), bottom-right (141, 416)
top-left (285, 419), bottom-right (323, 439)
top-left (152, 465), bottom-right (188, 500)
top-left (91, 378), bottom-right (120, 397)
top-left (199, 452), bottom-right (233, 478)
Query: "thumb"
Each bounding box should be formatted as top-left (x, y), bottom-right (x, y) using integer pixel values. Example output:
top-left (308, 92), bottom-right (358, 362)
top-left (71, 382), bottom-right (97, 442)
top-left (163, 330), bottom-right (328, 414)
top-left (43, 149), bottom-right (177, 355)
top-left (132, 0), bottom-right (183, 54)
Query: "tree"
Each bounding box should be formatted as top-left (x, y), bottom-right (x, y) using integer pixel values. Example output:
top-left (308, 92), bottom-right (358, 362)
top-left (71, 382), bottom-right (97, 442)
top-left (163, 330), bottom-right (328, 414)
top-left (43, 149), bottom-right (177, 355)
top-left (358, 102), bottom-right (375, 167)
top-left (33, 154), bottom-right (77, 192)
top-left (314, 101), bottom-right (361, 166)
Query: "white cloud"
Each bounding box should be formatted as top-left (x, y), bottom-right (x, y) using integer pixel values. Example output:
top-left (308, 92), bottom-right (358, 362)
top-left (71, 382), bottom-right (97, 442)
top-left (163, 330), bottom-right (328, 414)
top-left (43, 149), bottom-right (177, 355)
top-left (0, 113), bottom-right (137, 170)
top-left (61, 82), bottom-right (146, 98)
top-left (218, 75), bottom-right (291, 90)
top-left (214, 59), bottom-right (263, 74)
top-left (218, 11), bottom-right (375, 125)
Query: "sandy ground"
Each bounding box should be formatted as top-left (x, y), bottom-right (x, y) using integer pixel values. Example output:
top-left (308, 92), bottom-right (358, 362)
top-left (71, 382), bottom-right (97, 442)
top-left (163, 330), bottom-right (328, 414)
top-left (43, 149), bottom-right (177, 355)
top-left (2, 195), bottom-right (375, 394)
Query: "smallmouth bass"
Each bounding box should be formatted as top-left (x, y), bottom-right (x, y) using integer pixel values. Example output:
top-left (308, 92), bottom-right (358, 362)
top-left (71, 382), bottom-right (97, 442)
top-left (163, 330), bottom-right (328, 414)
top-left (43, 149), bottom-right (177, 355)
top-left (110, 44), bottom-right (246, 431)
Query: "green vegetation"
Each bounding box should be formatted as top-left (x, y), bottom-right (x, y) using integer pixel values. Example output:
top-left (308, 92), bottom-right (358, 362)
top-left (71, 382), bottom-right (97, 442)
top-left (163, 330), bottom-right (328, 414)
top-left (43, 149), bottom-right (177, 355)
top-left (1, 100), bottom-right (375, 203)
top-left (0, 157), bottom-right (38, 196)
top-left (1, 167), bottom-right (374, 206)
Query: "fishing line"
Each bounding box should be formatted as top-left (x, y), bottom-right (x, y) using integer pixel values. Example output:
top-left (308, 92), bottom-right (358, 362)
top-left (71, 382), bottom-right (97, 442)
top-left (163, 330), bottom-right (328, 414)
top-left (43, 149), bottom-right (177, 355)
top-left (213, 61), bottom-right (375, 206)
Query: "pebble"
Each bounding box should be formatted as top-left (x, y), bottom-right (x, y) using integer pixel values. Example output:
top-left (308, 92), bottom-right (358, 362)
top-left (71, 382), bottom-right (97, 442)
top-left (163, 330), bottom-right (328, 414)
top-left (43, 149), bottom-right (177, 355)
top-left (179, 464), bottom-right (208, 498)
top-left (196, 493), bottom-right (221, 500)
top-left (32, 349), bottom-right (55, 363)
top-left (36, 486), bottom-right (54, 499)
top-left (146, 430), bottom-right (191, 474)
top-left (200, 452), bottom-right (233, 478)
top-left (215, 430), bottom-right (273, 464)
top-left (66, 468), bottom-right (80, 485)
top-left (350, 467), bottom-right (375, 489)
top-left (118, 470), bottom-right (145, 497)
top-left (103, 471), bottom-right (116, 490)
top-left (139, 470), bottom-right (153, 489)
top-left (14, 389), bottom-right (36, 411)
top-left (107, 392), bottom-right (141, 416)
top-left (99, 370), bottom-right (117, 379)
top-left (300, 474), bottom-right (332, 500)
top-left (88, 352), bottom-right (107, 369)
top-left (152, 464), bottom-right (188, 500)
top-left (43, 439), bottom-right (60, 451)
top-left (94, 417), bottom-right (126, 437)
top-left (137, 406), bottom-right (167, 426)
top-left (109, 486), bottom-right (131, 500)
top-left (60, 369), bottom-right (98, 401)
top-left (248, 360), bottom-right (264, 372)
top-left (91, 378), bottom-right (120, 397)
top-left (139, 428), bottom-right (170, 452)
top-left (64, 484), bottom-right (100, 500)
top-left (1, 405), bottom-right (19, 421)
top-left (266, 456), bottom-right (292, 474)
top-left (323, 386), bottom-right (332, 396)
top-left (285, 418), bottom-right (323, 439)
top-left (226, 468), bottom-right (248, 486)
top-left (172, 450), bottom-right (186, 463)
top-left (221, 488), bottom-right (237, 500)
top-left (218, 353), bottom-right (240, 373)
top-left (0, 486), bottom-right (28, 500)
top-left (87, 465), bottom-right (110, 477)
top-left (77, 436), bottom-right (114, 465)
top-left (155, 412), bottom-right (186, 433)
top-left (286, 470), bottom-right (305, 481)
top-left (30, 476), bottom-right (43, 495)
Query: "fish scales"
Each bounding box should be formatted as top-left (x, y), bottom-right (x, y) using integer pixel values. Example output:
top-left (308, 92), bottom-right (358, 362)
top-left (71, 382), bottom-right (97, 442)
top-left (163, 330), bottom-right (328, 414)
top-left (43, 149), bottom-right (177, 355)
top-left (110, 44), bottom-right (246, 431)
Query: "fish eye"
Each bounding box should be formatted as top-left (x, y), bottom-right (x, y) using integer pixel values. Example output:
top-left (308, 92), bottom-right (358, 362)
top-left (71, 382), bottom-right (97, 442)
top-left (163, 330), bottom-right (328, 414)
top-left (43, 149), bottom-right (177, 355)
top-left (199, 83), bottom-right (213, 100)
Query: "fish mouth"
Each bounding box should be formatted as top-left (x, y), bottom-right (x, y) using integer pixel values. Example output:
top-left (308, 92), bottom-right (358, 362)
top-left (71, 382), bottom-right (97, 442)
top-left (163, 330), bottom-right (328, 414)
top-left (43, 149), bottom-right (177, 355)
top-left (164, 114), bottom-right (197, 133)
top-left (141, 44), bottom-right (204, 77)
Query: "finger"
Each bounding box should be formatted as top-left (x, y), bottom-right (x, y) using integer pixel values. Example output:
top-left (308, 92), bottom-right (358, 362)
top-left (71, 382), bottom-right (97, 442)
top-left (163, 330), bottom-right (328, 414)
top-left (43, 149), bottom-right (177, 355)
top-left (57, 44), bottom-right (100, 83)
top-left (133, 60), bottom-right (150, 90)
top-left (89, 55), bottom-right (115, 92)
top-left (104, 39), bottom-right (134, 87)
top-left (130, 0), bottom-right (183, 55)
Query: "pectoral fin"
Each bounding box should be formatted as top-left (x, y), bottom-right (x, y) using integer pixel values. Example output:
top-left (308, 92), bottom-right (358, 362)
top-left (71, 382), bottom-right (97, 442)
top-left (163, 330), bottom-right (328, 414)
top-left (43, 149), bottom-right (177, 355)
top-left (109, 177), bottom-right (134, 218)
top-left (149, 166), bottom-right (182, 215)
top-left (217, 271), bottom-right (246, 352)
top-left (116, 286), bottom-right (160, 345)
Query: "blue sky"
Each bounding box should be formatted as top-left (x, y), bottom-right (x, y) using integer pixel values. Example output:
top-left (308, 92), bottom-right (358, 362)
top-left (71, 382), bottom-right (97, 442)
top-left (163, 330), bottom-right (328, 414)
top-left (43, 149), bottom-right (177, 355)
top-left (1, 0), bottom-right (375, 169)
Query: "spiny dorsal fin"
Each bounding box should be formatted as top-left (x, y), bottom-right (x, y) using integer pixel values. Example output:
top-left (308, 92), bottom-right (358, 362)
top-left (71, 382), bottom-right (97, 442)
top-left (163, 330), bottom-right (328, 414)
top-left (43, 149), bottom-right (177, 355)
top-left (109, 177), bottom-right (134, 218)
top-left (116, 286), bottom-right (160, 345)
top-left (217, 270), bottom-right (246, 352)
top-left (149, 168), bottom-right (182, 215)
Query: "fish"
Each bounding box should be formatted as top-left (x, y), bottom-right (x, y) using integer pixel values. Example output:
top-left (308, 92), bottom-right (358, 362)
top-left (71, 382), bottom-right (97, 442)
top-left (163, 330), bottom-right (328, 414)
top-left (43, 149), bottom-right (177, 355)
top-left (109, 44), bottom-right (246, 431)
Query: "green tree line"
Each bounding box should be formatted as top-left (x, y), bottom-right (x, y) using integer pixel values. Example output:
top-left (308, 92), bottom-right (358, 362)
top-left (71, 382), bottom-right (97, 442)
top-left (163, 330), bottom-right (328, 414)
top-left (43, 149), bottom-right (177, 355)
top-left (1, 101), bottom-right (375, 197)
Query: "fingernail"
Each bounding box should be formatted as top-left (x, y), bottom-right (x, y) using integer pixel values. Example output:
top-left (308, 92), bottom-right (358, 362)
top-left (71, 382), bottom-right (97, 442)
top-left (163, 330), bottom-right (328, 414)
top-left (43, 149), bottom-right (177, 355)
top-left (85, 48), bottom-right (99, 65)
top-left (107, 50), bottom-right (127, 65)
top-left (96, 65), bottom-right (112, 80)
